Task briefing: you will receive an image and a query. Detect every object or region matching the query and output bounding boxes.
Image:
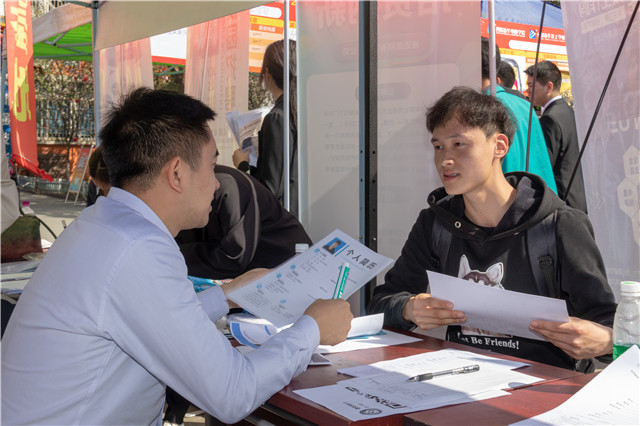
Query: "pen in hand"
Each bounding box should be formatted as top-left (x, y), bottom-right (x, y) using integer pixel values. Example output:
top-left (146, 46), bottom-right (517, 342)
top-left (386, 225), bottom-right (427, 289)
top-left (332, 262), bottom-right (350, 299)
top-left (406, 364), bottom-right (480, 382)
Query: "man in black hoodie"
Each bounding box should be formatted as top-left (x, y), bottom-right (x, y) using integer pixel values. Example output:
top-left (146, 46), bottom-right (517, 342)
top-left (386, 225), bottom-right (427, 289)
top-left (368, 86), bottom-right (615, 370)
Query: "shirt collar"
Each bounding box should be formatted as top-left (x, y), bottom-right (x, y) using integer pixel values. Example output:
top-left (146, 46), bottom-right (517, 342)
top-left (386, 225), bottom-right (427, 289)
top-left (106, 187), bottom-right (172, 237)
top-left (542, 95), bottom-right (563, 114)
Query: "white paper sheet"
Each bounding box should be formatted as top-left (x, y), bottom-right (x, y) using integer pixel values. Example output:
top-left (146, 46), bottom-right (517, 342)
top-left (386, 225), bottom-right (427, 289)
top-left (295, 349), bottom-right (541, 421)
top-left (511, 345), bottom-right (640, 425)
top-left (428, 271), bottom-right (570, 340)
top-left (317, 329), bottom-right (422, 354)
top-left (338, 348), bottom-right (530, 378)
top-left (227, 230), bottom-right (393, 327)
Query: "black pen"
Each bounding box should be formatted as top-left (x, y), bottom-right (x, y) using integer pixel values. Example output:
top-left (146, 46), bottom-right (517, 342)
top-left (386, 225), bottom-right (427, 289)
top-left (406, 364), bottom-right (480, 382)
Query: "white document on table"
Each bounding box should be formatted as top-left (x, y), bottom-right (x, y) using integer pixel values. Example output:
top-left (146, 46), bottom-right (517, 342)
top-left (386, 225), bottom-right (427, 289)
top-left (295, 348), bottom-right (541, 421)
top-left (227, 230), bottom-right (393, 327)
top-left (511, 345), bottom-right (640, 425)
top-left (428, 271), bottom-right (569, 340)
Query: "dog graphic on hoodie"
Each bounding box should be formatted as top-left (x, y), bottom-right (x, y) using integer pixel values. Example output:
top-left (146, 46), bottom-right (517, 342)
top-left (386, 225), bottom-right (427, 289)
top-left (458, 255), bottom-right (511, 338)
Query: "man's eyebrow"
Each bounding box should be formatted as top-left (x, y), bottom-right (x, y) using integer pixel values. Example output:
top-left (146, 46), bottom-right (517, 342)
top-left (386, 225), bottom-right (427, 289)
top-left (431, 133), bottom-right (462, 143)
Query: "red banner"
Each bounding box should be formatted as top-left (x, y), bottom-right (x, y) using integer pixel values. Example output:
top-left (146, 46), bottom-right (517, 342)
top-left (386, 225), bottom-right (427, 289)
top-left (5, 1), bottom-right (52, 181)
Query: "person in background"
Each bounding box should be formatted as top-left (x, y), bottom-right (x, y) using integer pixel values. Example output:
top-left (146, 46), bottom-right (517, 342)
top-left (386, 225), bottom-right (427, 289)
top-left (1, 150), bottom-right (19, 233)
top-left (86, 145), bottom-right (111, 207)
top-left (1, 88), bottom-right (352, 425)
top-left (481, 37), bottom-right (558, 194)
top-left (497, 60), bottom-right (527, 100)
top-left (525, 61), bottom-right (588, 213)
top-left (368, 86), bottom-right (615, 372)
top-left (176, 164), bottom-right (312, 280)
top-left (233, 39), bottom-right (299, 217)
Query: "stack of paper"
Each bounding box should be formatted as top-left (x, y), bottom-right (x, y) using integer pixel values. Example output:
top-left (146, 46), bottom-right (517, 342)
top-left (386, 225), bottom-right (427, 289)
top-left (294, 349), bottom-right (543, 421)
top-left (511, 345), bottom-right (640, 425)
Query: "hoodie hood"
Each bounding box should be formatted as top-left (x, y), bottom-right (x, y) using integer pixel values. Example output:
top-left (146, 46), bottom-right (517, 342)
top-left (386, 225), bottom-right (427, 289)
top-left (427, 172), bottom-right (566, 242)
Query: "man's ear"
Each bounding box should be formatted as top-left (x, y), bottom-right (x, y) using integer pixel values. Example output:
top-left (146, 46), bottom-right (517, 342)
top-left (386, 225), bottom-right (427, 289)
top-left (165, 156), bottom-right (184, 193)
top-left (545, 81), bottom-right (554, 94)
top-left (495, 134), bottom-right (509, 160)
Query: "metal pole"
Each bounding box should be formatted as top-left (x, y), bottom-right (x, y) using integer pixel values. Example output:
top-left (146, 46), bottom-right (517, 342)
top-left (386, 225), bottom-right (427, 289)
top-left (359, 0), bottom-right (377, 315)
top-left (488, 0), bottom-right (496, 96)
top-left (283, 0), bottom-right (290, 212)
top-left (91, 1), bottom-right (101, 145)
top-left (525, 1), bottom-right (547, 172)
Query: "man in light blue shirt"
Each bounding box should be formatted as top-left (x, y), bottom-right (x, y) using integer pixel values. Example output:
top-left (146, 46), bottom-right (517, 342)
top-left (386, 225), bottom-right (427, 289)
top-left (1, 88), bottom-right (353, 425)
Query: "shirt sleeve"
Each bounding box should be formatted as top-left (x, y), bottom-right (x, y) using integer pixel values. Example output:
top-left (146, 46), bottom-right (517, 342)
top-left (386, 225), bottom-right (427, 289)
top-left (103, 235), bottom-right (319, 424)
top-left (555, 209), bottom-right (616, 326)
top-left (539, 114), bottom-right (562, 168)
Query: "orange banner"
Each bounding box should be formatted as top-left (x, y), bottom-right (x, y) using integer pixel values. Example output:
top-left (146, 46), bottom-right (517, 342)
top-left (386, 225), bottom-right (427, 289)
top-left (5, 1), bottom-right (52, 181)
top-left (249, 1), bottom-right (297, 73)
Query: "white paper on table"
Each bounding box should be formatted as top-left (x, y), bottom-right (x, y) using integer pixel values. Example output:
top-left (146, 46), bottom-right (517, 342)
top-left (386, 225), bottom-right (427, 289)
top-left (511, 345), bottom-right (640, 426)
top-left (227, 230), bottom-right (393, 327)
top-left (338, 348), bottom-right (530, 378)
top-left (428, 271), bottom-right (569, 340)
top-left (295, 383), bottom-right (510, 422)
top-left (348, 313), bottom-right (384, 338)
top-left (318, 329), bottom-right (422, 354)
top-left (294, 348), bottom-right (540, 421)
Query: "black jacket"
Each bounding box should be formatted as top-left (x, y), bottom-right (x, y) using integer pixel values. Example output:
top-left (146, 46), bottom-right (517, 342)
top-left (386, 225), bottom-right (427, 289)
top-left (252, 95), bottom-right (299, 217)
top-left (175, 166), bottom-right (311, 279)
top-left (368, 172), bottom-right (615, 369)
top-left (540, 98), bottom-right (588, 213)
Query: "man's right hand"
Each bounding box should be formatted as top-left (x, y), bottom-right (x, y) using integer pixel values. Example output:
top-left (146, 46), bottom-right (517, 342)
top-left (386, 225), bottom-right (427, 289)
top-left (402, 293), bottom-right (466, 330)
top-left (304, 299), bottom-right (353, 346)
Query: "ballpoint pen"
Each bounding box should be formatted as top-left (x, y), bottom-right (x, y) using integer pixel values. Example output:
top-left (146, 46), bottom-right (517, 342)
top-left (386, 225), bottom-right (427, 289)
top-left (406, 364), bottom-right (480, 382)
top-left (332, 262), bottom-right (350, 299)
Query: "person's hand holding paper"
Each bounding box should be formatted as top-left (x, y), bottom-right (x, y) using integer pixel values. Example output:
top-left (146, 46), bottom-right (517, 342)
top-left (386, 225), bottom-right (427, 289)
top-left (402, 292), bottom-right (467, 330)
top-left (530, 317), bottom-right (613, 359)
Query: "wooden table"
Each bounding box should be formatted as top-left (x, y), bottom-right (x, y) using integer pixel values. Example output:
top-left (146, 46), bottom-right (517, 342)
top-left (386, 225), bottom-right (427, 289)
top-left (237, 331), bottom-right (586, 426)
top-left (404, 373), bottom-right (597, 425)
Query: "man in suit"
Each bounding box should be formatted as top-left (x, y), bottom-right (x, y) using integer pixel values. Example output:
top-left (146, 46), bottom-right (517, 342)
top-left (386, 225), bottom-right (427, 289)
top-left (525, 61), bottom-right (588, 213)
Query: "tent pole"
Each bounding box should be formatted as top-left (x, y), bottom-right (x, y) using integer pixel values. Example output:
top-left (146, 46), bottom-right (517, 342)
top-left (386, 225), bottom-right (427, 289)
top-left (283, 0), bottom-right (290, 212)
top-left (488, 0), bottom-right (496, 96)
top-left (359, 0), bottom-right (378, 315)
top-left (565, 0), bottom-right (640, 199)
top-left (525, 1), bottom-right (547, 173)
top-left (91, 1), bottom-right (101, 145)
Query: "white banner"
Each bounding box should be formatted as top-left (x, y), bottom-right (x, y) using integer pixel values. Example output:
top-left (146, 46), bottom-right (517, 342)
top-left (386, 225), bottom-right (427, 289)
top-left (298, 0), bottom-right (478, 258)
top-left (99, 39), bottom-right (154, 121)
top-left (562, 2), bottom-right (640, 297)
top-left (185, 12), bottom-right (250, 168)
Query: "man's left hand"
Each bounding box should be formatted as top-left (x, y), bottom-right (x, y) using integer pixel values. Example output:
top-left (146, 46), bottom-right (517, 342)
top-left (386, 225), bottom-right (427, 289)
top-left (530, 317), bottom-right (613, 359)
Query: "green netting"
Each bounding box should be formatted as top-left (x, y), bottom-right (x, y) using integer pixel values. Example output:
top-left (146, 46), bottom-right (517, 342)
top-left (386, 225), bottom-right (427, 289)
top-left (33, 22), bottom-right (93, 62)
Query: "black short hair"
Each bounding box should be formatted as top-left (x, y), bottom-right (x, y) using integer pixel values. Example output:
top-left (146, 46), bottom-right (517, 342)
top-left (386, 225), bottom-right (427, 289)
top-left (426, 86), bottom-right (516, 144)
top-left (99, 88), bottom-right (216, 190)
top-left (498, 61), bottom-right (516, 89)
top-left (481, 37), bottom-right (501, 80)
top-left (88, 145), bottom-right (109, 184)
top-left (524, 61), bottom-right (562, 91)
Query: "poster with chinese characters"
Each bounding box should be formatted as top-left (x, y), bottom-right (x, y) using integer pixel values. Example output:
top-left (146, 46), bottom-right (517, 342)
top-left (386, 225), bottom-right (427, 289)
top-left (227, 229), bottom-right (393, 327)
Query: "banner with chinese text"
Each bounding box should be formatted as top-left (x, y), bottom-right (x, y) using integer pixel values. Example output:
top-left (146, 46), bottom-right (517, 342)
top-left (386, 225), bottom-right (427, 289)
top-left (5, 0), bottom-right (52, 180)
top-left (249, 1), bottom-right (296, 73)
